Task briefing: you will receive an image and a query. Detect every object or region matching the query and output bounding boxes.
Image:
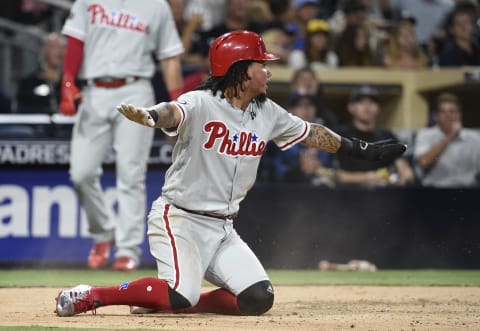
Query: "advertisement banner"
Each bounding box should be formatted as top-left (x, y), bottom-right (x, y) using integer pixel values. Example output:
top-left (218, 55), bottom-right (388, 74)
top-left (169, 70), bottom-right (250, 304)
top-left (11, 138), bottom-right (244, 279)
top-left (0, 168), bottom-right (165, 263)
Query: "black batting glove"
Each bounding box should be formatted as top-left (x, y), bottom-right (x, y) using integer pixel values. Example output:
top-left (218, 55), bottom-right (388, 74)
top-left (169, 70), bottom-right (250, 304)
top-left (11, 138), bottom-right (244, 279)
top-left (338, 137), bottom-right (407, 167)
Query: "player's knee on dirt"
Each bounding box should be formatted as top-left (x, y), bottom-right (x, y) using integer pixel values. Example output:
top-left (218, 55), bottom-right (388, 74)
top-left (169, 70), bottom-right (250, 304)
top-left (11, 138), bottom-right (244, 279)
top-left (168, 287), bottom-right (191, 309)
top-left (237, 280), bottom-right (274, 316)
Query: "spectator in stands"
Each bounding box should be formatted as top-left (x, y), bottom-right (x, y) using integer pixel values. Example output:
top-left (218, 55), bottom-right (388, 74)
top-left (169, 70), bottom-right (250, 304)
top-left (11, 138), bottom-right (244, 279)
top-left (289, 0), bottom-right (321, 51)
top-left (414, 92), bottom-right (480, 188)
top-left (382, 20), bottom-right (429, 68)
top-left (259, 93), bottom-right (334, 183)
top-left (248, 1), bottom-right (293, 66)
top-left (363, 0), bottom-right (391, 24)
top-left (388, 0), bottom-right (454, 58)
top-left (333, 85), bottom-right (415, 186)
top-left (170, 0), bottom-right (204, 63)
top-left (261, 26), bottom-right (295, 66)
top-left (207, 0), bottom-right (267, 35)
top-left (288, 92), bottom-right (337, 131)
top-left (192, 0), bottom-right (267, 62)
top-left (265, 0), bottom-right (296, 28)
top-left (316, 0), bottom-right (339, 20)
top-left (15, 32), bottom-right (66, 114)
top-left (168, 0), bottom-right (207, 91)
top-left (14, 0), bottom-right (54, 31)
top-left (289, 66), bottom-right (320, 95)
top-left (288, 19), bottom-right (339, 69)
top-left (283, 147), bottom-right (336, 187)
top-left (249, 0), bottom-right (276, 26)
top-left (259, 0), bottom-right (296, 66)
top-left (3, 0), bottom-right (58, 81)
top-left (453, 0), bottom-right (480, 44)
top-left (329, 0), bottom-right (389, 46)
top-left (362, 0), bottom-right (392, 50)
top-left (289, 67), bottom-right (338, 129)
top-left (282, 93), bottom-right (335, 186)
top-left (438, 4), bottom-right (480, 66)
top-left (335, 23), bottom-right (378, 66)
top-left (329, 0), bottom-right (368, 36)
top-left (184, 0), bottom-right (227, 32)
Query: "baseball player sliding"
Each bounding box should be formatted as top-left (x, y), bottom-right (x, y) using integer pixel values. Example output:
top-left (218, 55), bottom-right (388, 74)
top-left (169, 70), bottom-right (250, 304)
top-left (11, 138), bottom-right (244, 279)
top-left (55, 30), bottom-right (405, 317)
top-left (60, 0), bottom-right (184, 271)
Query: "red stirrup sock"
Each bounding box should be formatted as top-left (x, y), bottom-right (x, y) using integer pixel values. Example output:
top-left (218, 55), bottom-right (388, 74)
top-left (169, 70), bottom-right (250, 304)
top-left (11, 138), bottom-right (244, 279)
top-left (93, 277), bottom-right (172, 310)
top-left (180, 288), bottom-right (241, 315)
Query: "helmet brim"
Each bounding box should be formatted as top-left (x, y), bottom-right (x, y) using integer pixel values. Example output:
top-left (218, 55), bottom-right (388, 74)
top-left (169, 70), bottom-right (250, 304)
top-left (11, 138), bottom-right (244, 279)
top-left (255, 53), bottom-right (281, 61)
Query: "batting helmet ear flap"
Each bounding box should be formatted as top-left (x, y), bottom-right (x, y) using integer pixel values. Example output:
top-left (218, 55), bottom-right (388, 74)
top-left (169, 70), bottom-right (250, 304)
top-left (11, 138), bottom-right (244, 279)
top-left (209, 30), bottom-right (280, 77)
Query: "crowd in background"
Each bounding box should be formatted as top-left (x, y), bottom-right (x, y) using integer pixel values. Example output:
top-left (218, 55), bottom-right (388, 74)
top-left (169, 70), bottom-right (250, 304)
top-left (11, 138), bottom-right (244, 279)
top-left (0, 0), bottom-right (479, 188)
top-left (0, 0), bottom-right (479, 113)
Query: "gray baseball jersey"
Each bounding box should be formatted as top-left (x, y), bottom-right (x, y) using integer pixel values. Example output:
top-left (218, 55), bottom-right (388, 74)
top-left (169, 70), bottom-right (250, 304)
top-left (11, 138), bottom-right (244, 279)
top-left (162, 90), bottom-right (310, 214)
top-left (62, 0), bottom-right (184, 79)
top-left (147, 90), bottom-right (310, 304)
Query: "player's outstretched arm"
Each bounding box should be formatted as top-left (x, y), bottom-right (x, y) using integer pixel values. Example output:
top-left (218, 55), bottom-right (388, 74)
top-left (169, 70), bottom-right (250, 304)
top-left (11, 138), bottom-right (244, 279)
top-left (302, 123), bottom-right (407, 166)
top-left (301, 123), bottom-right (342, 153)
top-left (116, 102), bottom-right (181, 129)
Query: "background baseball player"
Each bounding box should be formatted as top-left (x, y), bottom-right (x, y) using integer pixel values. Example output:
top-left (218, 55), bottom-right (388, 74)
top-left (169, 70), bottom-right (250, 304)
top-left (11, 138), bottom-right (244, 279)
top-left (55, 30), bottom-right (405, 316)
top-left (60, 0), bottom-right (184, 271)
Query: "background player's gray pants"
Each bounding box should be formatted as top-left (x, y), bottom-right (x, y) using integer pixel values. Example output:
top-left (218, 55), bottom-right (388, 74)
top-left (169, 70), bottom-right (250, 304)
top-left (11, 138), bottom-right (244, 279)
top-left (69, 80), bottom-right (155, 262)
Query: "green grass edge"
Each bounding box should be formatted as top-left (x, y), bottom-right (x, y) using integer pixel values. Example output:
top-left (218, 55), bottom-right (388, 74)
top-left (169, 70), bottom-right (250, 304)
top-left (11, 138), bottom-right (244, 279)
top-left (1, 269), bottom-right (479, 287)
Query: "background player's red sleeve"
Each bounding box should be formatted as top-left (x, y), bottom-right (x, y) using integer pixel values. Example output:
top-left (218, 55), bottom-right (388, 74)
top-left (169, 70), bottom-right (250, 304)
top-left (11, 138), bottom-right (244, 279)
top-left (60, 36), bottom-right (83, 115)
top-left (169, 87), bottom-right (184, 101)
top-left (63, 36), bottom-right (84, 77)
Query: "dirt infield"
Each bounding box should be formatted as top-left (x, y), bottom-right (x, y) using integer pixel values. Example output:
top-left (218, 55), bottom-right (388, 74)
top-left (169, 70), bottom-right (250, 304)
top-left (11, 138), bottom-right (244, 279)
top-left (1, 286), bottom-right (479, 330)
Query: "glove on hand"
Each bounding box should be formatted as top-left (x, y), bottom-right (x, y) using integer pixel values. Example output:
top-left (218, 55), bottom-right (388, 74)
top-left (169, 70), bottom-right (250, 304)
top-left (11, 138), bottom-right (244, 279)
top-left (59, 75), bottom-right (81, 116)
top-left (339, 137), bottom-right (407, 167)
top-left (116, 103), bottom-right (156, 127)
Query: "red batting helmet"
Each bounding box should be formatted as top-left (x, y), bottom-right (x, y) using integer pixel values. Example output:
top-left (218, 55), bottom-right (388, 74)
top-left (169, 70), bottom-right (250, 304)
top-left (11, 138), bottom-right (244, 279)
top-left (209, 30), bottom-right (280, 77)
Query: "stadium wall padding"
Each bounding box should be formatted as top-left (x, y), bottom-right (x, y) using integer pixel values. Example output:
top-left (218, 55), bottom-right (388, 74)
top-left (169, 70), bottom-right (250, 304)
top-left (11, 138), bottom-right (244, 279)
top-left (1, 168), bottom-right (478, 269)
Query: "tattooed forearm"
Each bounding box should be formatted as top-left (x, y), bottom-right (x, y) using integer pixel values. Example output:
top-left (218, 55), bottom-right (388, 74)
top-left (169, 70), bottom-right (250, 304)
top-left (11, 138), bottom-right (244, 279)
top-left (301, 123), bottom-right (341, 153)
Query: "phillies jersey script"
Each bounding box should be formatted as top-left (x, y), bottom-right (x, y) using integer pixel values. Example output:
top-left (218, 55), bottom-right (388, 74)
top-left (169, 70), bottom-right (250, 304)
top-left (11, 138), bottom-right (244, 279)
top-left (62, 0), bottom-right (183, 79)
top-left (160, 90), bottom-right (311, 215)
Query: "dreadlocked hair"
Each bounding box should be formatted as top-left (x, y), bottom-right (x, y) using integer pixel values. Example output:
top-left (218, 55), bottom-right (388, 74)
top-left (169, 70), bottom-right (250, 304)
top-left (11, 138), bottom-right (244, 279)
top-left (198, 60), bottom-right (266, 105)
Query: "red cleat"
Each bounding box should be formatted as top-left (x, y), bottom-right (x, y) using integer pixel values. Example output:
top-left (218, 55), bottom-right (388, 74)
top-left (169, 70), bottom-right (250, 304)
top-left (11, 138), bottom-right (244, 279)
top-left (87, 241), bottom-right (113, 269)
top-left (112, 256), bottom-right (139, 272)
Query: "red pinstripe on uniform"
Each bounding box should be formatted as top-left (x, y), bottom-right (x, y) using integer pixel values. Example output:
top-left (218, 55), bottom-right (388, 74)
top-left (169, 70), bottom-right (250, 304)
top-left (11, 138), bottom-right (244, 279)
top-left (278, 121), bottom-right (310, 150)
top-left (162, 204), bottom-right (180, 290)
top-left (174, 102), bottom-right (187, 129)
